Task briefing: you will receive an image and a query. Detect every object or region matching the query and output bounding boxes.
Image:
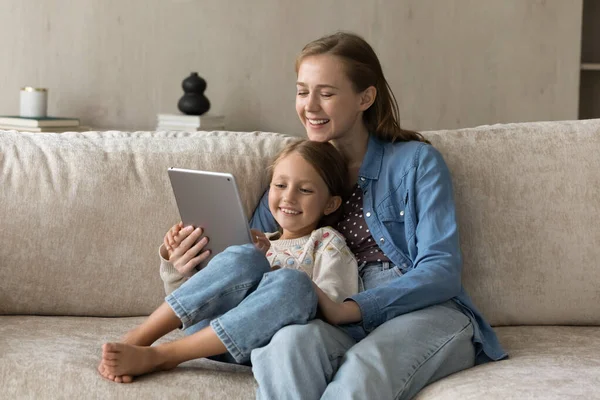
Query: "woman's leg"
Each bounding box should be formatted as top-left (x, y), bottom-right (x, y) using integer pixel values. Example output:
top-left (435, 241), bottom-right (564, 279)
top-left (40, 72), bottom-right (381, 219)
top-left (251, 320), bottom-right (356, 400)
top-left (321, 301), bottom-right (475, 400)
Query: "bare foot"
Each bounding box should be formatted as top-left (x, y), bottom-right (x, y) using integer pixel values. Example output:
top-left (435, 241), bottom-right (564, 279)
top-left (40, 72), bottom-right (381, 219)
top-left (97, 327), bottom-right (155, 383)
top-left (102, 342), bottom-right (177, 378)
top-left (97, 359), bottom-right (131, 383)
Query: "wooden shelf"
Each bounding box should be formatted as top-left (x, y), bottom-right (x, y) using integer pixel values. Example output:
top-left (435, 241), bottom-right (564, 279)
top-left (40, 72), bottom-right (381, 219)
top-left (581, 63), bottom-right (600, 71)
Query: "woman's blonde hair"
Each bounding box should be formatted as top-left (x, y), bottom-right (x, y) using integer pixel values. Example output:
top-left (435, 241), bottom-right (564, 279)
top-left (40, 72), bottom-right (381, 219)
top-left (269, 140), bottom-right (348, 227)
top-left (296, 31), bottom-right (429, 144)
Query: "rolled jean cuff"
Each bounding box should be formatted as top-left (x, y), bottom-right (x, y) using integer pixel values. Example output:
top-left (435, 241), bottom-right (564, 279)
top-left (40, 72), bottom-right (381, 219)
top-left (165, 293), bottom-right (194, 330)
top-left (210, 318), bottom-right (246, 363)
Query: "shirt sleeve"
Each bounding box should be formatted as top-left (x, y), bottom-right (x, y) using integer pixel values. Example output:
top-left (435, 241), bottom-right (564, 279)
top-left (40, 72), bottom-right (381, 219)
top-left (312, 228), bottom-right (359, 303)
top-left (350, 145), bottom-right (463, 332)
top-left (158, 244), bottom-right (188, 295)
top-left (249, 189), bottom-right (279, 232)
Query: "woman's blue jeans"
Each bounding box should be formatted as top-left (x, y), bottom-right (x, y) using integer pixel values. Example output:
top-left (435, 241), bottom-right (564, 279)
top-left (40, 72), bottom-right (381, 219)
top-left (165, 243), bottom-right (317, 364)
top-left (251, 262), bottom-right (476, 400)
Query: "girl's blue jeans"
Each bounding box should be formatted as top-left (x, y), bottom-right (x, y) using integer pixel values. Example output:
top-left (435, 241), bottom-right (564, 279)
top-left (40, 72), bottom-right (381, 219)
top-left (165, 243), bottom-right (317, 364)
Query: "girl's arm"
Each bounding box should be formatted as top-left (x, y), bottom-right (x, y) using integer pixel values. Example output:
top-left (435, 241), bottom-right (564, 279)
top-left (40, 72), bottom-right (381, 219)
top-left (311, 228), bottom-right (361, 324)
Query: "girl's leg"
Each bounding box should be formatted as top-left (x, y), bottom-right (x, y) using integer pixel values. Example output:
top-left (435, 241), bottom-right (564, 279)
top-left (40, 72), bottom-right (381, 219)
top-left (210, 268), bottom-right (318, 364)
top-left (321, 301), bottom-right (475, 400)
top-left (103, 267), bottom-right (318, 378)
top-left (102, 324), bottom-right (227, 377)
top-left (166, 243), bottom-right (271, 329)
top-left (100, 243), bottom-right (269, 382)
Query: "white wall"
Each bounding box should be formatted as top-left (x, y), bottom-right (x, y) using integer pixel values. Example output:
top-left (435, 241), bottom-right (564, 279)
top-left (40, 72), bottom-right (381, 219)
top-left (0, 0), bottom-right (583, 134)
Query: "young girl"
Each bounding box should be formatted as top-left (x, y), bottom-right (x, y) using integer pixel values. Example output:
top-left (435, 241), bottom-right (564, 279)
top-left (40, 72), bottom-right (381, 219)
top-left (98, 140), bottom-right (359, 382)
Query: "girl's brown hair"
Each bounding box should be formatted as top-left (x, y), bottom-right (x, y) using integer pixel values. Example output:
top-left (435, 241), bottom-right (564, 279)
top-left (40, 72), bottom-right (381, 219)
top-left (296, 31), bottom-right (429, 144)
top-left (269, 140), bottom-right (348, 227)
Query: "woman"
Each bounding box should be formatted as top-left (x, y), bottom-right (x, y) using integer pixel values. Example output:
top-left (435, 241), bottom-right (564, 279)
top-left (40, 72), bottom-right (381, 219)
top-left (164, 32), bottom-right (507, 399)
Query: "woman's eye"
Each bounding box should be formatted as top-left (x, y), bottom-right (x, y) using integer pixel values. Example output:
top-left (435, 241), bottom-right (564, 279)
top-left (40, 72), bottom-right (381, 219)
top-left (321, 93), bottom-right (333, 98)
top-left (297, 91), bottom-right (308, 96)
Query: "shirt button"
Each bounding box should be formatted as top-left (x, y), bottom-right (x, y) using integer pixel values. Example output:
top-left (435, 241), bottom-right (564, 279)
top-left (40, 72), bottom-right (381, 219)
top-left (400, 210), bottom-right (405, 216)
top-left (379, 237), bottom-right (385, 243)
top-left (360, 177), bottom-right (365, 181)
top-left (366, 212), bottom-right (371, 217)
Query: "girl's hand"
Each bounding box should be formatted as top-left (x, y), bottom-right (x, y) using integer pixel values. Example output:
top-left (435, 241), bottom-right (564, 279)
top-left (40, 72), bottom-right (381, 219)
top-left (164, 223), bottom-right (211, 277)
top-left (250, 229), bottom-right (270, 256)
top-left (164, 222), bottom-right (184, 258)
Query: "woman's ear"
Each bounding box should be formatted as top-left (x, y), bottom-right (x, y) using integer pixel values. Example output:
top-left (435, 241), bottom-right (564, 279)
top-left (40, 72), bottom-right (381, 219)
top-left (324, 196), bottom-right (342, 216)
top-left (359, 86), bottom-right (377, 111)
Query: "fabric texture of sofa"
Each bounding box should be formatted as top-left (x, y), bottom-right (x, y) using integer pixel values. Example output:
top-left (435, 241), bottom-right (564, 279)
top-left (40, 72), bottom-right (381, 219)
top-left (1, 119), bottom-right (599, 399)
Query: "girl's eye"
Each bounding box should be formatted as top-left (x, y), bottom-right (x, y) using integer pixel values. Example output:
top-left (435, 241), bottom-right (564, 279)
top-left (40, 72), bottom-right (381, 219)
top-left (300, 188), bottom-right (314, 194)
top-left (273, 183), bottom-right (285, 189)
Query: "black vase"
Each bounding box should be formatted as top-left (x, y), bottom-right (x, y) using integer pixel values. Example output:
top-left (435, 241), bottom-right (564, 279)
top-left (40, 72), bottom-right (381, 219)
top-left (177, 72), bottom-right (211, 115)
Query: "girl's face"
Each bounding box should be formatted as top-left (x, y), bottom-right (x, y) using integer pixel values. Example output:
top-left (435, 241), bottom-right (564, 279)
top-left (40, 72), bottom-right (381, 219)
top-left (268, 152), bottom-right (340, 239)
top-left (296, 54), bottom-right (372, 143)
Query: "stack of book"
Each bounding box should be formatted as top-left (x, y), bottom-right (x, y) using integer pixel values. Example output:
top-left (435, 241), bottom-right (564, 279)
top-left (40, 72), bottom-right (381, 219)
top-left (0, 116), bottom-right (89, 132)
top-left (156, 113), bottom-right (225, 131)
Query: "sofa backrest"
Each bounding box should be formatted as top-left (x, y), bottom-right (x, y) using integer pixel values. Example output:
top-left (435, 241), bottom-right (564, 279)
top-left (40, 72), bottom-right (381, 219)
top-left (0, 130), bottom-right (296, 317)
top-left (1, 120), bottom-right (599, 326)
top-left (423, 119), bottom-right (600, 326)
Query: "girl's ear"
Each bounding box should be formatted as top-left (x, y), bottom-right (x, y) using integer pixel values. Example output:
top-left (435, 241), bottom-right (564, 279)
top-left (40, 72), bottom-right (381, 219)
top-left (324, 196), bottom-right (342, 216)
top-left (359, 86), bottom-right (377, 111)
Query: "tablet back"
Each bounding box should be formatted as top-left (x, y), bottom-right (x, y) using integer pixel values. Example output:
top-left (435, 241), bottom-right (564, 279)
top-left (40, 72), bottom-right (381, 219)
top-left (167, 168), bottom-right (253, 270)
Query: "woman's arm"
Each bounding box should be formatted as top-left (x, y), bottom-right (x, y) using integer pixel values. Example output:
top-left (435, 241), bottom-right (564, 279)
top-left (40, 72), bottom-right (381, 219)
top-left (249, 190), bottom-right (278, 232)
top-left (350, 145), bottom-right (463, 333)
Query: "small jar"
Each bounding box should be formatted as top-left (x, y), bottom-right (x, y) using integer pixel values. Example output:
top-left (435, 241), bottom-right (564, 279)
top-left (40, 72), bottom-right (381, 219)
top-left (20, 87), bottom-right (48, 118)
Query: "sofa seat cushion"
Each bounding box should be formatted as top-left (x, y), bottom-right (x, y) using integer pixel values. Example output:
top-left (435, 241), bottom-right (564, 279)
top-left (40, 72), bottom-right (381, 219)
top-left (416, 326), bottom-right (600, 399)
top-left (3, 317), bottom-right (599, 399)
top-left (0, 316), bottom-right (255, 399)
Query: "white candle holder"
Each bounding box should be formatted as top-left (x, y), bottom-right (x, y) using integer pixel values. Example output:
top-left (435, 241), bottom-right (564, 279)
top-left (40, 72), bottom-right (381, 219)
top-left (20, 87), bottom-right (48, 118)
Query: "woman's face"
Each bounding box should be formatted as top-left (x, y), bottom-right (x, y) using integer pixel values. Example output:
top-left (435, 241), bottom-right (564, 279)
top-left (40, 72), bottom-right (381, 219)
top-left (296, 54), bottom-right (370, 143)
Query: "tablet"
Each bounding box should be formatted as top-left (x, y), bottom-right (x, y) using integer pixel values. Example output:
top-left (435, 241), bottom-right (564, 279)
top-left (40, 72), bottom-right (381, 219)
top-left (167, 167), bottom-right (253, 270)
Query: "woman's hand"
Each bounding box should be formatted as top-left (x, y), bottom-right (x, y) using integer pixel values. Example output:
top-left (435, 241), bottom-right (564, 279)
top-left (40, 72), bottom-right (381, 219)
top-left (312, 282), bottom-right (362, 325)
top-left (250, 229), bottom-right (270, 256)
top-left (163, 222), bottom-right (211, 277)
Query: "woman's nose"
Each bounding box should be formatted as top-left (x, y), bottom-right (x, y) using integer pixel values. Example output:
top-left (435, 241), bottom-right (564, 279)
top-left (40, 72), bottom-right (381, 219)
top-left (305, 93), bottom-right (320, 112)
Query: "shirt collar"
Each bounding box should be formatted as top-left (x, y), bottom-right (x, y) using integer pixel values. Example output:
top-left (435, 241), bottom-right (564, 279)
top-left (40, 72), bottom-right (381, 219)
top-left (358, 134), bottom-right (383, 182)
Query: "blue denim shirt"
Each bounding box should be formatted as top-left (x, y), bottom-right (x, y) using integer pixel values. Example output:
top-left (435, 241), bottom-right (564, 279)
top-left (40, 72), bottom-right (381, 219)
top-left (250, 135), bottom-right (507, 364)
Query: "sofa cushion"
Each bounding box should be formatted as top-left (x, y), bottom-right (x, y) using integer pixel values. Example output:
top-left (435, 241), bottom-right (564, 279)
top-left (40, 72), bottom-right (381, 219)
top-left (423, 119), bottom-right (600, 326)
top-left (416, 326), bottom-right (600, 399)
top-left (0, 316), bottom-right (255, 399)
top-left (0, 130), bottom-right (296, 316)
top-left (2, 317), bottom-right (598, 399)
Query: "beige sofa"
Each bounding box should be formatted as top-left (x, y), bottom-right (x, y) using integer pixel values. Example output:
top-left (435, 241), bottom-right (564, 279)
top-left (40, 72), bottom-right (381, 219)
top-left (1, 120), bottom-right (599, 399)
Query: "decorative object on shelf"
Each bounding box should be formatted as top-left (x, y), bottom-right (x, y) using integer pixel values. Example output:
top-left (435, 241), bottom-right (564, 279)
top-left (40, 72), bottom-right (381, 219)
top-left (20, 87), bottom-right (48, 118)
top-left (177, 72), bottom-right (211, 115)
top-left (156, 113), bottom-right (225, 131)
